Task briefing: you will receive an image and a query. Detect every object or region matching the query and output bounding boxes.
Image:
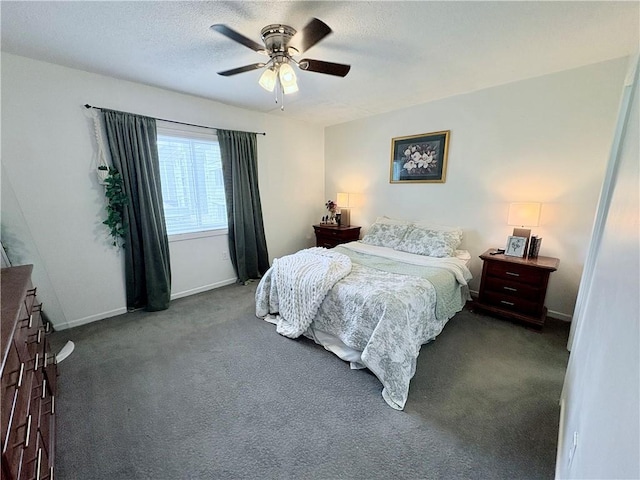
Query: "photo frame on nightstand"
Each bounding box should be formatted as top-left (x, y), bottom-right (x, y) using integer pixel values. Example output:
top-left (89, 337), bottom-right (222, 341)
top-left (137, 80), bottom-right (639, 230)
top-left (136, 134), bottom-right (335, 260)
top-left (505, 235), bottom-right (527, 257)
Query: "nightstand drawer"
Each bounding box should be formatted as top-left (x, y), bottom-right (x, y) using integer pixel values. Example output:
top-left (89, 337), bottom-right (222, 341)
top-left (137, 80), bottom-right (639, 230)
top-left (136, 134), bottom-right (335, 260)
top-left (485, 261), bottom-right (544, 286)
top-left (483, 276), bottom-right (541, 300)
top-left (317, 239), bottom-right (338, 248)
top-left (481, 291), bottom-right (541, 316)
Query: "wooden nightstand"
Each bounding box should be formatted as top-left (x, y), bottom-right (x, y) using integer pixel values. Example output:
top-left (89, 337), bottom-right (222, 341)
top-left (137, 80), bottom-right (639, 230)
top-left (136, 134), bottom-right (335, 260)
top-left (313, 224), bottom-right (361, 248)
top-left (474, 249), bottom-right (559, 329)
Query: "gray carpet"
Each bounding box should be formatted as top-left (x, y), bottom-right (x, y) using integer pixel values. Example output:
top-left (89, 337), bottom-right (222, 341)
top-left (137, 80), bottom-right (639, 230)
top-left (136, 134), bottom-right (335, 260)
top-left (50, 283), bottom-right (569, 479)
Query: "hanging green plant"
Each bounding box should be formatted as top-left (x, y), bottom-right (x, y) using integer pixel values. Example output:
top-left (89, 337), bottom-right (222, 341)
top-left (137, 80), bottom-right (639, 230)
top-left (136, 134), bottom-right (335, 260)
top-left (100, 166), bottom-right (129, 247)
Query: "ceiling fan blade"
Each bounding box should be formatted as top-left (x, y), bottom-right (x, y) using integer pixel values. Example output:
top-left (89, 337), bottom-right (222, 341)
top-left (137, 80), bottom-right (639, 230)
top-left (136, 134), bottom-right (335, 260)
top-left (298, 59), bottom-right (351, 77)
top-left (289, 18), bottom-right (332, 54)
top-left (210, 24), bottom-right (265, 53)
top-left (217, 63), bottom-right (265, 76)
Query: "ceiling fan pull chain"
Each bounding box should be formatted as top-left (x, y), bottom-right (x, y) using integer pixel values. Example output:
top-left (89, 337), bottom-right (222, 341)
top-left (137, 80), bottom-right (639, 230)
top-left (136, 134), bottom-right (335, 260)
top-left (281, 83), bottom-right (285, 111)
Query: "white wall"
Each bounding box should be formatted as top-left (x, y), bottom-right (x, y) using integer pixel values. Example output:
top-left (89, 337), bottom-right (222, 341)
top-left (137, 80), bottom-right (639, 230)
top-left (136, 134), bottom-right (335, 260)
top-left (556, 57), bottom-right (639, 479)
top-left (325, 57), bottom-right (628, 319)
top-left (1, 53), bottom-right (324, 329)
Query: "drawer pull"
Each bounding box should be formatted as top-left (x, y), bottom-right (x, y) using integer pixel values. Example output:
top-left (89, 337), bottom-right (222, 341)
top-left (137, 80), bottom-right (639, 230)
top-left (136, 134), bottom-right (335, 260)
top-left (505, 272), bottom-right (520, 277)
top-left (27, 287), bottom-right (37, 296)
top-left (13, 414), bottom-right (32, 448)
top-left (42, 395), bottom-right (55, 416)
top-left (27, 329), bottom-right (43, 345)
top-left (20, 315), bottom-right (32, 329)
top-left (17, 362), bottom-right (25, 388)
top-left (42, 378), bottom-right (47, 399)
top-left (36, 448), bottom-right (42, 480)
top-left (45, 352), bottom-right (56, 367)
top-left (500, 300), bottom-right (515, 306)
top-left (8, 363), bottom-right (25, 388)
top-left (34, 353), bottom-right (40, 371)
top-left (503, 286), bottom-right (518, 292)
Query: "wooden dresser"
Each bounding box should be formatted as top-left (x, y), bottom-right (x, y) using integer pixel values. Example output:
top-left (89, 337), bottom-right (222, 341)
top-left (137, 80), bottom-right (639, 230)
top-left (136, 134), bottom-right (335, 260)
top-left (474, 249), bottom-right (559, 329)
top-left (1, 265), bottom-right (57, 480)
top-left (313, 224), bottom-right (361, 248)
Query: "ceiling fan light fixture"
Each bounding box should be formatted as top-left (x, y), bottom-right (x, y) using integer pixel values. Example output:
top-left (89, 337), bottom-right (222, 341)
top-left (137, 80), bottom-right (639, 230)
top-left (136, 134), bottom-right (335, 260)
top-left (278, 63), bottom-right (298, 94)
top-left (213, 18), bottom-right (350, 98)
top-left (258, 67), bottom-right (277, 92)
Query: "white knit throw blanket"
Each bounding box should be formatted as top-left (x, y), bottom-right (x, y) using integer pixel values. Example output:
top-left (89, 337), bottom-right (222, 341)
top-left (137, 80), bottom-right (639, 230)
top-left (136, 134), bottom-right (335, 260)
top-left (271, 247), bottom-right (352, 338)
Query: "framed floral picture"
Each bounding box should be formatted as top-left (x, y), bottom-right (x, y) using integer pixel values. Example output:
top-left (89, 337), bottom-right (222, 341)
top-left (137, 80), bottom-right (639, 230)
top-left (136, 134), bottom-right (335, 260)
top-left (390, 130), bottom-right (450, 183)
top-left (505, 235), bottom-right (528, 257)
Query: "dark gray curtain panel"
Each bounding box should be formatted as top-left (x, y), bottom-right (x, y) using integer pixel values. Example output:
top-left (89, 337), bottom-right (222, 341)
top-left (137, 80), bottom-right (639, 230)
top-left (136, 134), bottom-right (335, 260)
top-left (217, 129), bottom-right (269, 283)
top-left (103, 110), bottom-right (171, 311)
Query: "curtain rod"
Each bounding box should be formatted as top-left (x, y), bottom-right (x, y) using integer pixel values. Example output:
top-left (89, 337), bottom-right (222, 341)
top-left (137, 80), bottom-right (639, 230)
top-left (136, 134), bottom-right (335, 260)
top-left (84, 104), bottom-right (266, 136)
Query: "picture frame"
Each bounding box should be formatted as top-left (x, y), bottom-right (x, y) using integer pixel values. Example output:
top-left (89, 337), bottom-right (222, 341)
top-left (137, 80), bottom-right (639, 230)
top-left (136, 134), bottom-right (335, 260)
top-left (390, 130), bottom-right (450, 183)
top-left (505, 235), bottom-right (528, 257)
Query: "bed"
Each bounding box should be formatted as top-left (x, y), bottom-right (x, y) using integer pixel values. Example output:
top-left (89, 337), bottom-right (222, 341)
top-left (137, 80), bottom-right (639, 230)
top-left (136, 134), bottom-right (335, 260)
top-left (255, 217), bottom-right (473, 410)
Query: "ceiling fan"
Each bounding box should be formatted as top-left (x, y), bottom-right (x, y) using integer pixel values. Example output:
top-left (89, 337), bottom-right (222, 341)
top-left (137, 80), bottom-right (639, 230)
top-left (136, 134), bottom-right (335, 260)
top-left (210, 18), bottom-right (351, 96)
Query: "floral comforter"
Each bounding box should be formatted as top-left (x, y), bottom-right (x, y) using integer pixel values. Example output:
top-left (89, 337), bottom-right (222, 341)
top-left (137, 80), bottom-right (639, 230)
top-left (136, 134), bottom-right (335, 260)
top-left (255, 242), bottom-right (472, 410)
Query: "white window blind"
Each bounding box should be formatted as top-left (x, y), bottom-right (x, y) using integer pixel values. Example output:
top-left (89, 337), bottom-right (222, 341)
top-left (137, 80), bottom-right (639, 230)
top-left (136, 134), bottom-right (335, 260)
top-left (156, 126), bottom-right (227, 236)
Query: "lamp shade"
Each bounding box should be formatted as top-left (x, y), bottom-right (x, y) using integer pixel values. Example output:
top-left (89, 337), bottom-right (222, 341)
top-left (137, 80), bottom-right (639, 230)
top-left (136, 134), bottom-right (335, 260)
top-left (507, 202), bottom-right (541, 227)
top-left (258, 68), bottom-right (277, 92)
top-left (336, 192), bottom-right (350, 208)
top-left (278, 63), bottom-right (298, 94)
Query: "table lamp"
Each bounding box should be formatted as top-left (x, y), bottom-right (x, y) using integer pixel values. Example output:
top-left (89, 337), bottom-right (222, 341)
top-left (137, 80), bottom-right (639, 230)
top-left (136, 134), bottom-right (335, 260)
top-left (336, 192), bottom-right (351, 227)
top-left (507, 202), bottom-right (541, 257)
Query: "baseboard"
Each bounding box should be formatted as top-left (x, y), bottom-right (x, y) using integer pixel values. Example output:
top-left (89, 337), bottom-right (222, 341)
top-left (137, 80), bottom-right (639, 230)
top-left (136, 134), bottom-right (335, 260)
top-left (547, 310), bottom-right (572, 322)
top-left (468, 289), bottom-right (572, 322)
top-left (54, 306), bottom-right (128, 331)
top-left (170, 277), bottom-right (237, 301)
top-left (55, 278), bottom-right (238, 331)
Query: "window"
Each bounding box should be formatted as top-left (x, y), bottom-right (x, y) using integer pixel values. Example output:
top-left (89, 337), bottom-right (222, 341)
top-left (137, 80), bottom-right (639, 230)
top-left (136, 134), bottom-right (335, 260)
top-left (156, 125), bottom-right (227, 236)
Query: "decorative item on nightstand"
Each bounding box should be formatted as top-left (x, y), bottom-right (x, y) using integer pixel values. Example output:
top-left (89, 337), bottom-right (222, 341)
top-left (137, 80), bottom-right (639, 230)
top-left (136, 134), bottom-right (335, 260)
top-left (325, 200), bottom-right (338, 224)
top-left (528, 235), bottom-right (543, 258)
top-left (507, 202), bottom-right (541, 257)
top-left (336, 192), bottom-right (351, 227)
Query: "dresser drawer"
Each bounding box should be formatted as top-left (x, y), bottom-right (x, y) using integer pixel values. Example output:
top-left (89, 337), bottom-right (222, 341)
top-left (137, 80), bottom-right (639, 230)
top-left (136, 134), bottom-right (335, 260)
top-left (2, 377), bottom-right (36, 479)
top-left (483, 276), bottom-right (542, 300)
top-left (481, 291), bottom-right (542, 316)
top-left (485, 261), bottom-right (545, 286)
top-left (1, 341), bottom-right (23, 443)
top-left (317, 238), bottom-right (339, 248)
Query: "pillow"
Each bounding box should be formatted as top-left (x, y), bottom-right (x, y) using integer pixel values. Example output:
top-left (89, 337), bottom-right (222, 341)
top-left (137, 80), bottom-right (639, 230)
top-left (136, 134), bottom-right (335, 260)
top-left (411, 220), bottom-right (462, 233)
top-left (361, 222), bottom-right (411, 248)
top-left (374, 216), bottom-right (411, 226)
top-left (395, 225), bottom-right (462, 257)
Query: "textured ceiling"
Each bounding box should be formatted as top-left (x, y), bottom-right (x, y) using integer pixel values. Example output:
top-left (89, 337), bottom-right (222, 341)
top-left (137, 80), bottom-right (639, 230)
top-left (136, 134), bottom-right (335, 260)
top-left (1, 1), bottom-right (638, 127)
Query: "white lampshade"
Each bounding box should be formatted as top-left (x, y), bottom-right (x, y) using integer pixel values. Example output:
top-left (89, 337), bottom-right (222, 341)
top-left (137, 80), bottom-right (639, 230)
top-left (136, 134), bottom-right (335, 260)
top-left (258, 68), bottom-right (277, 92)
top-left (336, 192), bottom-right (350, 208)
top-left (507, 202), bottom-right (541, 227)
top-left (278, 63), bottom-right (298, 94)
